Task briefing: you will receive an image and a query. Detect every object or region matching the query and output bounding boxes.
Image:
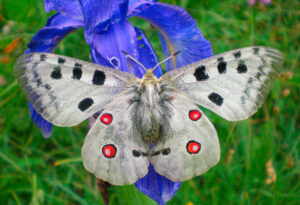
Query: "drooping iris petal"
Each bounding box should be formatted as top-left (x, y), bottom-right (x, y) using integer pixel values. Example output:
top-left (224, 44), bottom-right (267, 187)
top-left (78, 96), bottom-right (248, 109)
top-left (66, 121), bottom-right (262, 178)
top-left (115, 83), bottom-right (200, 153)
top-left (80, 0), bottom-right (128, 36)
top-left (44, 0), bottom-right (83, 21)
top-left (135, 164), bottom-right (181, 205)
top-left (26, 13), bottom-right (84, 53)
top-left (132, 2), bottom-right (213, 71)
top-left (25, 13), bottom-right (83, 137)
top-left (28, 103), bottom-right (52, 138)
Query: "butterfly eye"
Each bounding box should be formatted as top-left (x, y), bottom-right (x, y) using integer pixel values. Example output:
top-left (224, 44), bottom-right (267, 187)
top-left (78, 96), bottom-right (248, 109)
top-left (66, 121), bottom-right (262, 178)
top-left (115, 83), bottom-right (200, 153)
top-left (102, 144), bottom-right (117, 158)
top-left (189, 110), bottom-right (202, 121)
top-left (100, 113), bottom-right (113, 125)
top-left (186, 141), bottom-right (201, 154)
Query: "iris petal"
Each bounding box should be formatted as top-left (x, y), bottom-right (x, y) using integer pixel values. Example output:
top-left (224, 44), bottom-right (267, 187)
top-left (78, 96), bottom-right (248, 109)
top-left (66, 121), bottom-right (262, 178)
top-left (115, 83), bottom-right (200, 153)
top-left (80, 0), bottom-right (128, 35)
top-left (44, 0), bottom-right (83, 21)
top-left (135, 164), bottom-right (181, 205)
top-left (134, 27), bottom-right (162, 78)
top-left (26, 13), bottom-right (83, 53)
top-left (28, 103), bottom-right (52, 138)
top-left (133, 2), bottom-right (213, 71)
top-left (90, 20), bottom-right (150, 78)
top-left (128, 0), bottom-right (154, 17)
top-left (25, 13), bottom-right (83, 137)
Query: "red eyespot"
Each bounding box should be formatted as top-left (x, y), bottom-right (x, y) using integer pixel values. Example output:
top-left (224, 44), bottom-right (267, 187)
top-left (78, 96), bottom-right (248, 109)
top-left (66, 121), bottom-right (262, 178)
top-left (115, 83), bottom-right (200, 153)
top-left (100, 113), bottom-right (112, 125)
top-left (186, 141), bottom-right (201, 154)
top-left (102, 144), bottom-right (117, 158)
top-left (189, 110), bottom-right (202, 121)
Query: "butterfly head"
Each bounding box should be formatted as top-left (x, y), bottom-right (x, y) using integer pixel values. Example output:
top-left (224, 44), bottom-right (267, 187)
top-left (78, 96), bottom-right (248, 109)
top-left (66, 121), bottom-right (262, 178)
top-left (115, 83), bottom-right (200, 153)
top-left (121, 50), bottom-right (180, 80)
top-left (140, 69), bottom-right (159, 85)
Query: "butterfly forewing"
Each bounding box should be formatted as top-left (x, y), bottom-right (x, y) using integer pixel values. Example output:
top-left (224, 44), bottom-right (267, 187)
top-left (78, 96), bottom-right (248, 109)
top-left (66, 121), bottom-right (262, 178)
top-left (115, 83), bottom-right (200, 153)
top-left (15, 53), bottom-right (137, 126)
top-left (162, 46), bottom-right (283, 121)
top-left (81, 93), bottom-right (150, 185)
top-left (150, 93), bottom-right (220, 182)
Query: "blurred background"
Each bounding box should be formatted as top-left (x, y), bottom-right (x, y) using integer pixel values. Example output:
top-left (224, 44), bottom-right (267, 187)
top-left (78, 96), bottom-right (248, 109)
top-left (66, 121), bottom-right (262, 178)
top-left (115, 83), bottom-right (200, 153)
top-left (0, 0), bottom-right (299, 204)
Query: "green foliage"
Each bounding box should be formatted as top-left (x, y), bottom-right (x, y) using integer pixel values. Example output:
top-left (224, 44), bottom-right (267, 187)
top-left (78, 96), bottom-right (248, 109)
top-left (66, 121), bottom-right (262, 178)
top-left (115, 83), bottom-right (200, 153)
top-left (0, 0), bottom-right (299, 204)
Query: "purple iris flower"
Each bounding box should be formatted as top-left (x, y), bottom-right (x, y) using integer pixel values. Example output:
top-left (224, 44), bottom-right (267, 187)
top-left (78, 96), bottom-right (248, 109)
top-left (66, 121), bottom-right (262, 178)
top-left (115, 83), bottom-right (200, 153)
top-left (26, 0), bottom-right (213, 204)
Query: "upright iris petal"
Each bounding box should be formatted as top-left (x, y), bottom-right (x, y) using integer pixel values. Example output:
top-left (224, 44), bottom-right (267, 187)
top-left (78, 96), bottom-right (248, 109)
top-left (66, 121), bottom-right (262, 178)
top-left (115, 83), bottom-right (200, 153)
top-left (90, 20), bottom-right (141, 73)
top-left (133, 27), bottom-right (162, 78)
top-left (132, 2), bottom-right (213, 71)
top-left (80, 0), bottom-right (128, 35)
top-left (44, 0), bottom-right (83, 20)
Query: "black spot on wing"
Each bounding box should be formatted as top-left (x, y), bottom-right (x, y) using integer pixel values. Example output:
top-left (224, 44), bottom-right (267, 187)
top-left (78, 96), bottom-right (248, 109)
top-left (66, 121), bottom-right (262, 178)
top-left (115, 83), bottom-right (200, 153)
top-left (72, 64), bottom-right (82, 80)
top-left (133, 150), bottom-right (148, 157)
top-left (162, 148), bottom-right (171, 155)
top-left (92, 70), bottom-right (106, 85)
top-left (51, 66), bottom-right (62, 79)
top-left (253, 47), bottom-right (260, 55)
top-left (58, 57), bottom-right (65, 64)
top-left (194, 65), bottom-right (209, 81)
top-left (237, 61), bottom-right (247, 73)
top-left (40, 54), bottom-right (46, 61)
top-left (132, 150), bottom-right (141, 157)
top-left (233, 51), bottom-right (241, 59)
top-left (217, 57), bottom-right (224, 62)
top-left (78, 98), bottom-right (94, 111)
top-left (151, 151), bottom-right (160, 156)
top-left (208, 92), bottom-right (223, 106)
top-left (217, 61), bottom-right (227, 74)
top-left (75, 63), bottom-right (82, 67)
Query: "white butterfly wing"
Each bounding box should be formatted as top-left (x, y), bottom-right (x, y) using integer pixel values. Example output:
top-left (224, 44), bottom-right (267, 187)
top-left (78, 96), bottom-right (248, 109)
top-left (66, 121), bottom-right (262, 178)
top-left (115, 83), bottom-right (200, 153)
top-left (150, 93), bottom-right (220, 182)
top-left (162, 47), bottom-right (282, 121)
top-left (15, 53), bottom-right (137, 126)
top-left (81, 93), bottom-right (150, 185)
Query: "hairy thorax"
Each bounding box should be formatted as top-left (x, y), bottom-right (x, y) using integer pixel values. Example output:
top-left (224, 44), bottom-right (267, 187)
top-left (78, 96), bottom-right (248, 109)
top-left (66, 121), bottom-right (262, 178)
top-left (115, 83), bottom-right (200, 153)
top-left (130, 70), bottom-right (174, 144)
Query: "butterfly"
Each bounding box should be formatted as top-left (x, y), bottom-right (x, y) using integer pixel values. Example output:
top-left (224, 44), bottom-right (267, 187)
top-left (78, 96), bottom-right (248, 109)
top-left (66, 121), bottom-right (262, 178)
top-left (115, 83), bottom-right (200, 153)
top-left (15, 46), bottom-right (282, 185)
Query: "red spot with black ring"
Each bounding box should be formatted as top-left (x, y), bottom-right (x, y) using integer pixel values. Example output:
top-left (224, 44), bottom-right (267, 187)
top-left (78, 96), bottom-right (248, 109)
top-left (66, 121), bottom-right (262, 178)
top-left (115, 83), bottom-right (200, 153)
top-left (186, 140), bottom-right (201, 154)
top-left (189, 110), bottom-right (202, 121)
top-left (102, 144), bottom-right (117, 158)
top-left (100, 113), bottom-right (112, 125)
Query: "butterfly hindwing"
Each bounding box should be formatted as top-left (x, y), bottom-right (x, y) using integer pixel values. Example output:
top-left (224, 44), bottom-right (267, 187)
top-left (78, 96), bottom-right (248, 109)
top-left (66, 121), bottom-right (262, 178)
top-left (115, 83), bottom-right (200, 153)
top-left (15, 53), bottom-right (137, 126)
top-left (81, 93), bottom-right (150, 185)
top-left (162, 46), bottom-right (282, 121)
top-left (150, 93), bottom-right (220, 182)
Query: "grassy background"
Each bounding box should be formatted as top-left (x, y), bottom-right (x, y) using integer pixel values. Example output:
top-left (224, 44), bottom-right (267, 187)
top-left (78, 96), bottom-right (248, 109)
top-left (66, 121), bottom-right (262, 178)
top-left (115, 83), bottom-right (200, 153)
top-left (0, 0), bottom-right (299, 204)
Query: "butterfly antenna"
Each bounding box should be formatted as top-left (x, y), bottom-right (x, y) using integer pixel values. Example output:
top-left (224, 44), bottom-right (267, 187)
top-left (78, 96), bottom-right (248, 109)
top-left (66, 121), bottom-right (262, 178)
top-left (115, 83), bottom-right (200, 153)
top-left (121, 50), bottom-right (147, 72)
top-left (152, 51), bottom-right (180, 71)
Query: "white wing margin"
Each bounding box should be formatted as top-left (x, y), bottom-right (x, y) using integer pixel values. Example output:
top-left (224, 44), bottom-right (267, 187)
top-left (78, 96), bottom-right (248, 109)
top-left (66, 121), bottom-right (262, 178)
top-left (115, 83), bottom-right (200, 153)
top-left (15, 53), bottom-right (137, 126)
top-left (161, 47), bottom-right (283, 121)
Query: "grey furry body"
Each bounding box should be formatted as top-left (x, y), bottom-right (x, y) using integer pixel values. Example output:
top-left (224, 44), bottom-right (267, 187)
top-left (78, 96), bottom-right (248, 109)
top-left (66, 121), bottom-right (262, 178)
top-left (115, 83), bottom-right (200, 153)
top-left (127, 72), bottom-right (175, 144)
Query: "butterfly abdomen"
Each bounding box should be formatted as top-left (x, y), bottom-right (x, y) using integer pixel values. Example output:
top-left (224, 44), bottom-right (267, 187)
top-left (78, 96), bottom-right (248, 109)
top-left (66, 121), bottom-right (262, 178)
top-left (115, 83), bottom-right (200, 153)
top-left (131, 78), bottom-right (174, 144)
